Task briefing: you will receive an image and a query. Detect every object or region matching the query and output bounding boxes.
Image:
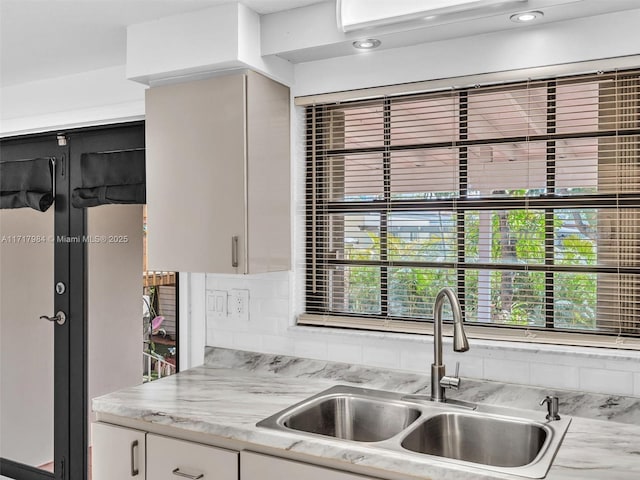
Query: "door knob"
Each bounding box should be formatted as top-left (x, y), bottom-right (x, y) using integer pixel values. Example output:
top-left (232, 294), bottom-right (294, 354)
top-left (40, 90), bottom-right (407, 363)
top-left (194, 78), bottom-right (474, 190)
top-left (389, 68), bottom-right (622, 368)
top-left (40, 311), bottom-right (66, 326)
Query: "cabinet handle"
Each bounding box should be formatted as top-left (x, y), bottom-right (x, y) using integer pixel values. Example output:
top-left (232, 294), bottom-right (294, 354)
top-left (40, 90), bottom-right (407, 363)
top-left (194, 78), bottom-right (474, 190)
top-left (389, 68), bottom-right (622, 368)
top-left (172, 468), bottom-right (204, 479)
top-left (231, 235), bottom-right (239, 268)
top-left (130, 440), bottom-right (139, 477)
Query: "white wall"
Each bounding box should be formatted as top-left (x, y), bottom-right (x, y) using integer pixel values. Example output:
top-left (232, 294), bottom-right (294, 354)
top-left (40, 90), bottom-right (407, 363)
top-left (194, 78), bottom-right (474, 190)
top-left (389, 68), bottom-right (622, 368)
top-left (87, 205), bottom-right (144, 434)
top-left (0, 65), bottom-right (145, 137)
top-left (203, 9), bottom-right (640, 398)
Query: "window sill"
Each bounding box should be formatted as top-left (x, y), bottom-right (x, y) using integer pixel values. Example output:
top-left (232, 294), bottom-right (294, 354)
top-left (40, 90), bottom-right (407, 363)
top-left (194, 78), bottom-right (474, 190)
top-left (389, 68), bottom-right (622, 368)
top-left (296, 313), bottom-right (640, 354)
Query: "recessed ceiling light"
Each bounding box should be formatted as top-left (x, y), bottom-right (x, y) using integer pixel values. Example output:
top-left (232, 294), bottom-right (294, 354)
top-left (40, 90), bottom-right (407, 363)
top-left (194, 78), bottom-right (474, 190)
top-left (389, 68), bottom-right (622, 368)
top-left (510, 10), bottom-right (543, 23)
top-left (352, 39), bottom-right (381, 50)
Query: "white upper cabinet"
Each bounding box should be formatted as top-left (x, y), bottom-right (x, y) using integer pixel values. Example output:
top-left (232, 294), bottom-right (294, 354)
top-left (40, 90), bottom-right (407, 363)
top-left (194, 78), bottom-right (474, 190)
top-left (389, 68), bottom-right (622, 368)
top-left (146, 71), bottom-right (290, 274)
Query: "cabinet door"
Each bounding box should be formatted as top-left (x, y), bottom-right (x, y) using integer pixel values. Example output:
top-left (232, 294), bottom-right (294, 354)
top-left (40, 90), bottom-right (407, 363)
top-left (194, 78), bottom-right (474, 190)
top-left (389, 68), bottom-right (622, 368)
top-left (240, 451), bottom-right (383, 480)
top-left (147, 434), bottom-right (238, 480)
top-left (92, 423), bottom-right (145, 480)
top-left (146, 74), bottom-right (246, 274)
top-left (245, 70), bottom-right (291, 273)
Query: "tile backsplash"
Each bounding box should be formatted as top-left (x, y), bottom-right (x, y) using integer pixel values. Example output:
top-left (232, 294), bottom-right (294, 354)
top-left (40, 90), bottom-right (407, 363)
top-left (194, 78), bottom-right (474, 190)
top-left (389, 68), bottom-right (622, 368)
top-left (204, 271), bottom-right (640, 398)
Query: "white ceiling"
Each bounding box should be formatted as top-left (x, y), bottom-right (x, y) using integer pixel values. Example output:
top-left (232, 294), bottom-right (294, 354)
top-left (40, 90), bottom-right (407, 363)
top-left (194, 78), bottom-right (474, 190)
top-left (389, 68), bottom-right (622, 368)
top-left (2, 0), bottom-right (640, 88)
top-left (264, 0), bottom-right (640, 63)
top-left (0, 0), bottom-right (323, 87)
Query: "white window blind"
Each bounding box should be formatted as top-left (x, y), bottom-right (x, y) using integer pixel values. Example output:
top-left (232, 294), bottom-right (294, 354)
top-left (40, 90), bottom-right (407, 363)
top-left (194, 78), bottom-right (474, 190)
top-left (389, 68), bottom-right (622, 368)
top-left (303, 68), bottom-right (640, 340)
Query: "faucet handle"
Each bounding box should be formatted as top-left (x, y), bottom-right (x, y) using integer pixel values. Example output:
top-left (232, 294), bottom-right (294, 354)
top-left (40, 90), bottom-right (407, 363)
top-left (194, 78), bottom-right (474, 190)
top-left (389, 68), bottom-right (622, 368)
top-left (440, 362), bottom-right (461, 390)
top-left (540, 395), bottom-right (561, 421)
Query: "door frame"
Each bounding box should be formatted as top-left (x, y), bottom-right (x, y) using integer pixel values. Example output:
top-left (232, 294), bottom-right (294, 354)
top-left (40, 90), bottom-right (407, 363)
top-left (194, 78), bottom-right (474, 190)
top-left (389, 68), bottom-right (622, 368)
top-left (0, 122), bottom-right (145, 480)
top-left (66, 122), bottom-right (146, 480)
top-left (0, 133), bottom-right (68, 480)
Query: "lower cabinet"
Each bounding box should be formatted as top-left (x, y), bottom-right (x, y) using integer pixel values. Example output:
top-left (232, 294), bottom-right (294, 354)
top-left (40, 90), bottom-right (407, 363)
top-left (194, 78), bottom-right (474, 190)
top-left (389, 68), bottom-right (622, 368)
top-left (92, 423), bottom-right (384, 480)
top-left (147, 434), bottom-right (238, 480)
top-left (92, 423), bottom-right (146, 480)
top-left (92, 423), bottom-right (238, 480)
top-left (240, 451), bottom-right (383, 480)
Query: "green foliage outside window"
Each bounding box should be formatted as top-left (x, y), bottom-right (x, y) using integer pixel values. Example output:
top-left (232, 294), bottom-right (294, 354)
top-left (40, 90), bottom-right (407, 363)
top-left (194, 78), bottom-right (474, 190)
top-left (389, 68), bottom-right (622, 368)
top-left (341, 208), bottom-right (598, 330)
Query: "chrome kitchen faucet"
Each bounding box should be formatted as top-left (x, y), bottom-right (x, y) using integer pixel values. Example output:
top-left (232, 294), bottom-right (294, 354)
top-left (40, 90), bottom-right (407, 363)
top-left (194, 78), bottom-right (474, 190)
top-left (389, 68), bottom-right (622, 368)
top-left (431, 287), bottom-right (470, 402)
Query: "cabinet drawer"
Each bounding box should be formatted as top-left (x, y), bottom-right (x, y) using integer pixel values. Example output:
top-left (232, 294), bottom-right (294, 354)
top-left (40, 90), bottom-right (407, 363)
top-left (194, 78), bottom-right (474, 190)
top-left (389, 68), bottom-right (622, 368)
top-left (147, 434), bottom-right (238, 480)
top-left (241, 451), bottom-right (383, 480)
top-left (92, 423), bottom-right (146, 480)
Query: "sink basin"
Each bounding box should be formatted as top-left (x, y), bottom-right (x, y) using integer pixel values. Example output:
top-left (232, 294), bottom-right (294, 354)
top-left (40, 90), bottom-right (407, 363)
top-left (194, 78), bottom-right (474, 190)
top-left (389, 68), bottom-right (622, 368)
top-left (284, 394), bottom-right (421, 441)
top-left (266, 393), bottom-right (421, 442)
top-left (257, 385), bottom-right (571, 479)
top-left (401, 412), bottom-right (547, 468)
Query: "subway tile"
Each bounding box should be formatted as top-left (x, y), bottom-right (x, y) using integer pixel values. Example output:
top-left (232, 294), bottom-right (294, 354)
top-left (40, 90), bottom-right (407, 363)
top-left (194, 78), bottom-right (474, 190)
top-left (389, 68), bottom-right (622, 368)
top-left (278, 314), bottom-right (295, 332)
top-left (402, 347), bottom-right (484, 380)
top-left (603, 358), bottom-right (640, 373)
top-left (501, 349), bottom-right (557, 365)
top-left (206, 328), bottom-right (233, 348)
top-left (205, 274), bottom-right (218, 290)
top-left (530, 363), bottom-right (580, 390)
top-left (248, 297), bottom-right (262, 316)
top-left (259, 298), bottom-right (290, 317)
top-left (249, 316), bottom-right (281, 335)
top-left (579, 368), bottom-right (634, 396)
top-left (541, 353), bottom-right (607, 370)
top-left (471, 342), bottom-right (610, 370)
top-left (443, 352), bottom-right (484, 379)
top-left (400, 349), bottom-right (431, 373)
top-left (471, 346), bottom-right (508, 360)
top-left (293, 339), bottom-right (328, 361)
top-left (205, 325), bottom-right (215, 346)
top-left (327, 342), bottom-right (363, 365)
top-left (232, 331), bottom-right (262, 352)
top-left (483, 358), bottom-right (530, 385)
top-left (260, 334), bottom-right (294, 356)
top-left (247, 276), bottom-right (286, 300)
top-left (362, 345), bottom-right (401, 369)
top-left (277, 276), bottom-right (291, 298)
top-left (205, 273), bottom-right (248, 290)
top-left (208, 315), bottom-right (249, 333)
top-left (484, 347), bottom-right (574, 369)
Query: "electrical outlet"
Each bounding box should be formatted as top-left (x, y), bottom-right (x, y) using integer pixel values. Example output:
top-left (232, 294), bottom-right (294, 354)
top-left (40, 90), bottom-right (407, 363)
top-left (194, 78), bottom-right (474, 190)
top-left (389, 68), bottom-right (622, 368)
top-left (207, 289), bottom-right (228, 319)
top-left (229, 289), bottom-right (249, 321)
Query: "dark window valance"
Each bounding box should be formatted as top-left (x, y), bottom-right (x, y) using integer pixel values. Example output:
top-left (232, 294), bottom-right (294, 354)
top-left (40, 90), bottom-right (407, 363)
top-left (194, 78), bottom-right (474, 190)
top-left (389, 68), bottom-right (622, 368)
top-left (72, 150), bottom-right (145, 208)
top-left (0, 157), bottom-right (54, 212)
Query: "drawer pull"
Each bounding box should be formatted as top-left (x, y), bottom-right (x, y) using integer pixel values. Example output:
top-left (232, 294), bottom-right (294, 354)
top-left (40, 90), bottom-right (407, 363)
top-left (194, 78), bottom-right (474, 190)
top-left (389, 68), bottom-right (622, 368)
top-left (172, 468), bottom-right (204, 479)
top-left (130, 440), bottom-right (139, 476)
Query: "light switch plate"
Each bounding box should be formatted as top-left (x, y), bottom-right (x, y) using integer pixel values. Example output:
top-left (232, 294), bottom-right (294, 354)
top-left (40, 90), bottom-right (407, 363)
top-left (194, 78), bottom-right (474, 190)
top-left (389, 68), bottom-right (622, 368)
top-left (207, 289), bottom-right (228, 319)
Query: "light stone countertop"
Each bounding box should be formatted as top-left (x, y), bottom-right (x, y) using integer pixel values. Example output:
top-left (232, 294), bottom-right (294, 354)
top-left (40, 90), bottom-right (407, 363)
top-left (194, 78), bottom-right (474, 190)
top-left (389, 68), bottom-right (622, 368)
top-left (92, 347), bottom-right (640, 480)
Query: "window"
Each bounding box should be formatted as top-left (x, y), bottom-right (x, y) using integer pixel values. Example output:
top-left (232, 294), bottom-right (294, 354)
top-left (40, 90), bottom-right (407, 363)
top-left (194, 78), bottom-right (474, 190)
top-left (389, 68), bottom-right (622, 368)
top-left (303, 68), bottom-right (640, 343)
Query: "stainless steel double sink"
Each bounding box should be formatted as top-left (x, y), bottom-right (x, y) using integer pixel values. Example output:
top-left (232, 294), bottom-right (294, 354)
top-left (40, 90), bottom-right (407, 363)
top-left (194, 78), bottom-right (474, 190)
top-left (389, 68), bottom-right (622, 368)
top-left (257, 385), bottom-right (571, 479)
